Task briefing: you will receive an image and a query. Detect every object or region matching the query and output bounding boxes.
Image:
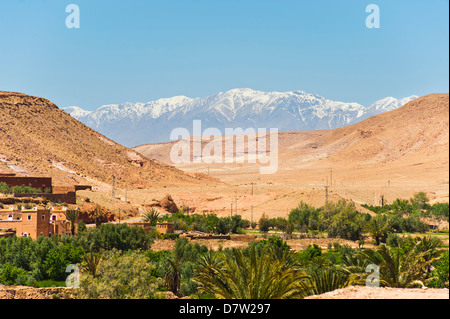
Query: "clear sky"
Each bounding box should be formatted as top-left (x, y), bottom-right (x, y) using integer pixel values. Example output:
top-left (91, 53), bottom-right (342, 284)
top-left (0, 0), bottom-right (448, 110)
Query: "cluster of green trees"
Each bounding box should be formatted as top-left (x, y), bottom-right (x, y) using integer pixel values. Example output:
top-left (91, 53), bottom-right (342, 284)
top-left (159, 212), bottom-right (251, 235)
top-left (363, 192), bottom-right (449, 223)
top-left (0, 223), bottom-right (152, 286)
top-left (0, 182), bottom-right (51, 195)
top-left (269, 200), bottom-right (372, 241)
top-left (263, 196), bottom-right (446, 245)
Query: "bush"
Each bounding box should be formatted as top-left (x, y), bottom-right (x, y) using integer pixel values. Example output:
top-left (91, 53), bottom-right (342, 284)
top-left (78, 223), bottom-right (154, 252)
top-left (77, 250), bottom-right (162, 299)
top-left (258, 214), bottom-right (271, 233)
top-left (0, 264), bottom-right (29, 285)
top-left (43, 244), bottom-right (84, 281)
top-left (327, 203), bottom-right (368, 241)
top-left (163, 233), bottom-right (180, 240)
top-left (410, 192), bottom-right (430, 210)
top-left (386, 233), bottom-right (401, 247)
top-left (391, 215), bottom-right (429, 233)
top-left (298, 244), bottom-right (322, 264)
top-left (427, 251), bottom-right (449, 288)
top-left (289, 201), bottom-right (320, 231)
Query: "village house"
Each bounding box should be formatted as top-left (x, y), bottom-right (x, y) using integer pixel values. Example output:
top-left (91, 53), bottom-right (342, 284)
top-left (0, 206), bottom-right (72, 239)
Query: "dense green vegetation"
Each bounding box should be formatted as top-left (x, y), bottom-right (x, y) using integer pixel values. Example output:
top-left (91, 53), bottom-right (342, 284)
top-left (159, 212), bottom-right (251, 235)
top-left (0, 192), bottom-right (448, 298)
top-left (362, 192), bottom-right (449, 224)
top-left (0, 223), bottom-right (153, 286)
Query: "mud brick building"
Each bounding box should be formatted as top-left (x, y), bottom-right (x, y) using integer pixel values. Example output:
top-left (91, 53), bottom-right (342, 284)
top-left (0, 173), bottom-right (89, 204)
top-left (0, 207), bottom-right (71, 239)
top-left (0, 174), bottom-right (52, 192)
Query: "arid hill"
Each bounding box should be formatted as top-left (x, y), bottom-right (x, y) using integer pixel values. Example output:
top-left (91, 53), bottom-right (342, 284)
top-left (0, 91), bottom-right (217, 189)
top-left (135, 93), bottom-right (448, 168)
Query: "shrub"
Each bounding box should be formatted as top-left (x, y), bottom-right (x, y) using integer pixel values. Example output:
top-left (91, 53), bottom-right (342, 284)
top-left (427, 251), bottom-right (449, 288)
top-left (327, 204), bottom-right (368, 241)
top-left (410, 192), bottom-right (430, 210)
top-left (298, 244), bottom-right (322, 264)
top-left (258, 214), bottom-right (271, 233)
top-left (77, 250), bottom-right (162, 299)
top-left (0, 264), bottom-right (29, 285)
top-left (43, 244), bottom-right (84, 281)
top-left (288, 201), bottom-right (320, 231)
top-left (163, 233), bottom-right (180, 240)
top-left (78, 223), bottom-right (154, 253)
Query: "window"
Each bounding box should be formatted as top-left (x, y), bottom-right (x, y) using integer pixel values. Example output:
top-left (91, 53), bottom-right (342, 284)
top-left (27, 215), bottom-right (32, 221)
top-left (41, 214), bottom-right (45, 221)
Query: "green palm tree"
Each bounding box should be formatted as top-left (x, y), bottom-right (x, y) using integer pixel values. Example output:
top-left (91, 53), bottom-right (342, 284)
top-left (164, 254), bottom-right (182, 296)
top-left (414, 235), bottom-right (442, 277)
top-left (355, 241), bottom-right (439, 288)
top-left (143, 208), bottom-right (160, 226)
top-left (83, 252), bottom-right (102, 278)
top-left (298, 256), bottom-right (351, 296)
top-left (64, 209), bottom-right (79, 236)
top-left (194, 245), bottom-right (309, 299)
top-left (306, 266), bottom-right (350, 296)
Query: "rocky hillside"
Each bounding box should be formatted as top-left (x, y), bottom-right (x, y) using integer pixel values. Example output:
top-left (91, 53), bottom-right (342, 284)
top-left (0, 91), bottom-right (216, 189)
top-left (135, 93), bottom-right (449, 187)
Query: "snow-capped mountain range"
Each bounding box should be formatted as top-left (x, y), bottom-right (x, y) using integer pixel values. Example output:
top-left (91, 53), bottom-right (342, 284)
top-left (64, 88), bottom-right (417, 147)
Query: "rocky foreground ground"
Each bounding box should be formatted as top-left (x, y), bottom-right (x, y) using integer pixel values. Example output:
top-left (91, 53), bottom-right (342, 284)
top-left (305, 286), bottom-right (449, 299)
top-left (0, 285), bottom-right (74, 299)
top-left (1, 284), bottom-right (448, 299)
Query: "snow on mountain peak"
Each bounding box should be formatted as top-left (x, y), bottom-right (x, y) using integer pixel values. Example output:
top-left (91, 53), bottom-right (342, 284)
top-left (65, 89), bottom-right (417, 146)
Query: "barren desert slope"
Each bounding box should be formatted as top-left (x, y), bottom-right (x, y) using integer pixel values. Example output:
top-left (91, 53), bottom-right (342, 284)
top-left (0, 91), bottom-right (217, 190)
top-left (132, 94), bottom-right (449, 220)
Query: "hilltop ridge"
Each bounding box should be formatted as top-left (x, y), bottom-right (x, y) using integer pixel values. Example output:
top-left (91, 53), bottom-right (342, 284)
top-left (0, 91), bottom-right (217, 189)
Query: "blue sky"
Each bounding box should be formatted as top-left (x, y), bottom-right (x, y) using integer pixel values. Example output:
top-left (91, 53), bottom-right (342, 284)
top-left (0, 0), bottom-right (448, 110)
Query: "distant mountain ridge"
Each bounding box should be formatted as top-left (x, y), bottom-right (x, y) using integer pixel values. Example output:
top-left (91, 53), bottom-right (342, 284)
top-left (64, 89), bottom-right (417, 147)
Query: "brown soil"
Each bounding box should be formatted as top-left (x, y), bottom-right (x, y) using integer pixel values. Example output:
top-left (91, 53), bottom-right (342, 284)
top-left (305, 286), bottom-right (449, 299)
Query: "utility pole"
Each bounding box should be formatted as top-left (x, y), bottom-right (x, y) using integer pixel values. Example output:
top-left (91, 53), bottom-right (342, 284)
top-left (251, 205), bottom-right (253, 224)
top-left (230, 203), bottom-right (233, 218)
top-left (330, 167), bottom-right (333, 186)
top-left (325, 185), bottom-right (329, 202)
top-left (251, 182), bottom-right (254, 196)
top-left (112, 173), bottom-right (116, 198)
top-left (235, 191), bottom-right (237, 216)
